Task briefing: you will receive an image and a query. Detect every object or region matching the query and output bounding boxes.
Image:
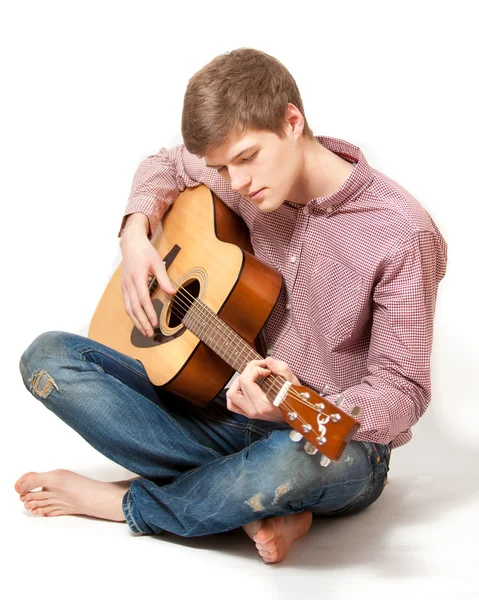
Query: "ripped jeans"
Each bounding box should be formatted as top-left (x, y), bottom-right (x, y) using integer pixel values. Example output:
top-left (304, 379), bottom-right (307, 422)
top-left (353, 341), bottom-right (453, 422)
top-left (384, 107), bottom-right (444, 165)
top-left (19, 331), bottom-right (391, 537)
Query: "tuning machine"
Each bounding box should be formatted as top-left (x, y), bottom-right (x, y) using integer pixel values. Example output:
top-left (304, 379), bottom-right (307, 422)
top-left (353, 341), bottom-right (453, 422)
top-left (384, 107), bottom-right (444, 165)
top-left (289, 430), bottom-right (303, 443)
top-left (303, 442), bottom-right (318, 455)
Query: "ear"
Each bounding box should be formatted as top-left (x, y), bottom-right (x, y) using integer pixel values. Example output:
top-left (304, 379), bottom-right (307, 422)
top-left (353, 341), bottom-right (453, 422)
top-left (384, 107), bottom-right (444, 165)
top-left (284, 103), bottom-right (305, 138)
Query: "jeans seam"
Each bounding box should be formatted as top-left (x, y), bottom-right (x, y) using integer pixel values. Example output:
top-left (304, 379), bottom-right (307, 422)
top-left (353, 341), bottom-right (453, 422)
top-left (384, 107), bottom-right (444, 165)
top-left (323, 472), bottom-right (373, 516)
top-left (122, 488), bottom-right (147, 534)
top-left (77, 347), bottom-right (224, 460)
top-left (158, 408), bottom-right (225, 460)
top-left (189, 410), bottom-right (249, 430)
top-left (79, 348), bottom-right (151, 383)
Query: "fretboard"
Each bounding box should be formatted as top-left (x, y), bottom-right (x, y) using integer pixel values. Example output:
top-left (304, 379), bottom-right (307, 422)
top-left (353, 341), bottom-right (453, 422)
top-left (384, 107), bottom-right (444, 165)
top-left (182, 297), bottom-right (285, 400)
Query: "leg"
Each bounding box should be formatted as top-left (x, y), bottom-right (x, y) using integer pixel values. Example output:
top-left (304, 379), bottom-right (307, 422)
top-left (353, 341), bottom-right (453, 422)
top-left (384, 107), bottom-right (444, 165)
top-left (243, 438), bottom-right (391, 562)
top-left (122, 428), bottom-right (389, 539)
top-left (18, 331), bottom-right (243, 481)
top-left (16, 330), bottom-right (250, 522)
top-left (17, 331), bottom-right (389, 563)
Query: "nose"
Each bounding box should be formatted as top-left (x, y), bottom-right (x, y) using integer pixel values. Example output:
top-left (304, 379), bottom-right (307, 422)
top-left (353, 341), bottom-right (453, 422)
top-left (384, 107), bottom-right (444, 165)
top-left (228, 166), bottom-right (251, 193)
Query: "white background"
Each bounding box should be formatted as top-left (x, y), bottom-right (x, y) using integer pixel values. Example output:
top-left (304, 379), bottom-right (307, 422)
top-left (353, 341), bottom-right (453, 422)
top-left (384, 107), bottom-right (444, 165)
top-left (1, 1), bottom-right (478, 598)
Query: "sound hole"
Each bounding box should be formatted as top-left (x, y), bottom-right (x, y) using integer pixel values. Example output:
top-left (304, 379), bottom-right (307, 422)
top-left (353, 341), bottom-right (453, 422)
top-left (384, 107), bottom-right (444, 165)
top-left (167, 278), bottom-right (200, 328)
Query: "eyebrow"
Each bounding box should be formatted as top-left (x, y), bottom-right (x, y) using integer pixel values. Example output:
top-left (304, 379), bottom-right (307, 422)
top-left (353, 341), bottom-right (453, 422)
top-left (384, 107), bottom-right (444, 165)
top-left (205, 146), bottom-right (256, 169)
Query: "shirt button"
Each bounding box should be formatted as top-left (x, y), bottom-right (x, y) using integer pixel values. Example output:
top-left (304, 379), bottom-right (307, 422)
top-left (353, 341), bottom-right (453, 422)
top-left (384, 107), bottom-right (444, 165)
top-left (286, 303), bottom-right (291, 310)
top-left (302, 206), bottom-right (309, 215)
top-left (326, 206), bottom-right (333, 213)
top-left (290, 255), bottom-right (297, 263)
top-left (267, 347), bottom-right (274, 355)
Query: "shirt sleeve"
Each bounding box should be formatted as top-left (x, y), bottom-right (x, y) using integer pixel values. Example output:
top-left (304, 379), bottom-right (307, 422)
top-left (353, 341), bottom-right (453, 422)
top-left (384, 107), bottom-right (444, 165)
top-left (118, 144), bottom-right (240, 239)
top-left (325, 229), bottom-right (447, 447)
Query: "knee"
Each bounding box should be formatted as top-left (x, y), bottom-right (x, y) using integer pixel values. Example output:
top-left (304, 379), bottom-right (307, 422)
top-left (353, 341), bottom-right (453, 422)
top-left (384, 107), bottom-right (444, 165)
top-left (246, 431), bottom-right (326, 512)
top-left (19, 331), bottom-right (73, 399)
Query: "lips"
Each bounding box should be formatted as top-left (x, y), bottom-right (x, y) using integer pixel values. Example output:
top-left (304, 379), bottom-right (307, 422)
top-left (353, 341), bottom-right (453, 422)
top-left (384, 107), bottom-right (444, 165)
top-left (248, 188), bottom-right (264, 199)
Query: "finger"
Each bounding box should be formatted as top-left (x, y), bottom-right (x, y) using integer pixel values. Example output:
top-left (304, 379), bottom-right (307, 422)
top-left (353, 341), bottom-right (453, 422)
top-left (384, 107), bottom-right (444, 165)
top-left (127, 280), bottom-right (156, 336)
top-left (226, 385), bottom-right (255, 417)
top-left (122, 285), bottom-right (147, 335)
top-left (239, 365), bottom-right (271, 393)
top-left (264, 357), bottom-right (296, 382)
top-left (155, 259), bottom-right (176, 295)
top-left (137, 280), bottom-right (159, 328)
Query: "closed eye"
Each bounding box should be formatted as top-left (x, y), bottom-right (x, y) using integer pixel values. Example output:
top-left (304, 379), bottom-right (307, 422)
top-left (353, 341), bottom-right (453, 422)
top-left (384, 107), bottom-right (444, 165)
top-left (242, 152), bottom-right (258, 163)
top-left (216, 151), bottom-right (258, 173)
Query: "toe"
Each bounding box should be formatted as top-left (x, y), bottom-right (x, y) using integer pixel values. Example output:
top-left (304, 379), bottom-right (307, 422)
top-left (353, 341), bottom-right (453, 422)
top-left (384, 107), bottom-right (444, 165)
top-left (15, 472), bottom-right (42, 495)
top-left (20, 491), bottom-right (51, 503)
top-left (25, 498), bottom-right (53, 511)
top-left (254, 523), bottom-right (276, 545)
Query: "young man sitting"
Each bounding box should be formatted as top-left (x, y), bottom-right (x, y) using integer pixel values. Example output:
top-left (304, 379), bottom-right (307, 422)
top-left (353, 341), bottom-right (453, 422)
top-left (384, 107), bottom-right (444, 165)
top-left (16, 48), bottom-right (447, 564)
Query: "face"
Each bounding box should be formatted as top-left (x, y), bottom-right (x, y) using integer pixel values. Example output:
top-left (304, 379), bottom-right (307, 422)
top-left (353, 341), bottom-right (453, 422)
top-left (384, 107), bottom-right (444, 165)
top-left (203, 114), bottom-right (304, 212)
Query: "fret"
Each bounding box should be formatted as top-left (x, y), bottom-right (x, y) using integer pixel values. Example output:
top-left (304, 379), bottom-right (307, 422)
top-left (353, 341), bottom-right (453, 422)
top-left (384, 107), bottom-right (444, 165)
top-left (260, 375), bottom-right (285, 402)
top-left (175, 294), bottom-right (290, 411)
top-left (183, 298), bottom-right (262, 373)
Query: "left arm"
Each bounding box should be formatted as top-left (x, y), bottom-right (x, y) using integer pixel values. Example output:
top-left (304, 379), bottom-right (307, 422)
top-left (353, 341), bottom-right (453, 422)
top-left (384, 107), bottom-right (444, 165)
top-left (323, 229), bottom-right (447, 445)
top-left (227, 230), bottom-right (447, 445)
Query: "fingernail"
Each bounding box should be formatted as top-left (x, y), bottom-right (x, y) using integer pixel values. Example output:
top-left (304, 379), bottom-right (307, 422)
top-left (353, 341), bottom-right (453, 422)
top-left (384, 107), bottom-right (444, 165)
top-left (20, 482), bottom-right (27, 493)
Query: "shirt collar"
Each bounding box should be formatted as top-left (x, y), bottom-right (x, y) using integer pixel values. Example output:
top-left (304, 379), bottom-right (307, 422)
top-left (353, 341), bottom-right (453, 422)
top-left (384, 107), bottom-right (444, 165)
top-left (289, 136), bottom-right (375, 213)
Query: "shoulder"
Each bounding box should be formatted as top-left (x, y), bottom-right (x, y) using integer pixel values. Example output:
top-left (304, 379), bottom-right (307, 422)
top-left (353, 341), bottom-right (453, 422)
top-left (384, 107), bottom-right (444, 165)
top-left (366, 169), bottom-right (441, 238)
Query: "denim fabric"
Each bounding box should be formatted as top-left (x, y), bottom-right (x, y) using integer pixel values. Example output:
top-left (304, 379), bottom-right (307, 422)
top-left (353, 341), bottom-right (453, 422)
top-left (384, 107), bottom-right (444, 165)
top-left (19, 331), bottom-right (391, 537)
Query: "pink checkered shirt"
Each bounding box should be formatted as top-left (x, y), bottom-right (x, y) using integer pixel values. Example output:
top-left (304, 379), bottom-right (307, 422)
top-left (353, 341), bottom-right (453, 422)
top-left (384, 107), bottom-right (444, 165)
top-left (119, 136), bottom-right (447, 448)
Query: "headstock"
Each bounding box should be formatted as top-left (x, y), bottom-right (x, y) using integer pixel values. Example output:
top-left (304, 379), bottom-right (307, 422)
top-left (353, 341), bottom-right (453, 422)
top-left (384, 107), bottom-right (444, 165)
top-left (274, 383), bottom-right (361, 465)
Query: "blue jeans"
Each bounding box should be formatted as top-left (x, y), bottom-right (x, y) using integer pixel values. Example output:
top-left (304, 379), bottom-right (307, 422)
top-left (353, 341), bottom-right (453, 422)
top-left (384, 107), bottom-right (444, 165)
top-left (19, 331), bottom-right (391, 536)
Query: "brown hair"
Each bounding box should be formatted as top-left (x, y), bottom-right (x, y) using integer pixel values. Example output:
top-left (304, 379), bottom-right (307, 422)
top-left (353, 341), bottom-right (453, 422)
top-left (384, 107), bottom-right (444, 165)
top-left (181, 48), bottom-right (314, 156)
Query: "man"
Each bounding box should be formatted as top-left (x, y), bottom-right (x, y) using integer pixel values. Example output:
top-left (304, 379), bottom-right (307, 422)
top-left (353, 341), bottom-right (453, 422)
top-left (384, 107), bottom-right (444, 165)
top-left (15, 48), bottom-right (447, 564)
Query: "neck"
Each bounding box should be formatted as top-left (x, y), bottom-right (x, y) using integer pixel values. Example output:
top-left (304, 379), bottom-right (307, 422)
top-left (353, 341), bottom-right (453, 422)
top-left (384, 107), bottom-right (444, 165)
top-left (288, 138), bottom-right (355, 205)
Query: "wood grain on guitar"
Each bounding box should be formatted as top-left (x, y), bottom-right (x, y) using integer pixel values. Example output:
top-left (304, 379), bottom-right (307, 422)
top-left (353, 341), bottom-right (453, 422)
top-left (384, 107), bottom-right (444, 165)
top-left (88, 185), bottom-right (360, 463)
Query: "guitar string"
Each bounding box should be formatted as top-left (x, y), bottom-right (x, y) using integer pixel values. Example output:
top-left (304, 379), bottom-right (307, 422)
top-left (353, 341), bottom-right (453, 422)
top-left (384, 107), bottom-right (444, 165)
top-left (167, 284), bottom-right (310, 408)
top-left (157, 280), bottom-right (332, 417)
top-left (146, 278), bottom-right (346, 449)
top-left (150, 277), bottom-right (342, 427)
top-left (172, 295), bottom-right (323, 440)
top-left (151, 279), bottom-right (340, 430)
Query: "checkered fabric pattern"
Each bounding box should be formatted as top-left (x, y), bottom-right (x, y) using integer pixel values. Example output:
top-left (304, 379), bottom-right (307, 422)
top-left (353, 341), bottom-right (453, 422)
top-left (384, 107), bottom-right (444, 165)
top-left (119, 137), bottom-right (447, 448)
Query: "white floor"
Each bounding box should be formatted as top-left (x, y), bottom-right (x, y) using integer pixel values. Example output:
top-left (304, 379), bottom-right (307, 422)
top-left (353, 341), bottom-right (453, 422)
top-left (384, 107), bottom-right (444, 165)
top-left (5, 379), bottom-right (479, 600)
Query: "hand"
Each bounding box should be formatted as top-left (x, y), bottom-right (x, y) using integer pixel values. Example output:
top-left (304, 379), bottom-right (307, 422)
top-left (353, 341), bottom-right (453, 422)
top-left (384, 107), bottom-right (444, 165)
top-left (226, 357), bottom-right (301, 422)
top-left (120, 217), bottom-right (176, 337)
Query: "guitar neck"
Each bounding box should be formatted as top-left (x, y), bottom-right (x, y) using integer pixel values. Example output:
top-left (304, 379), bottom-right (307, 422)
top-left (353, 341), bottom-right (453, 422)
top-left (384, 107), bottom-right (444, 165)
top-left (182, 297), bottom-right (284, 399)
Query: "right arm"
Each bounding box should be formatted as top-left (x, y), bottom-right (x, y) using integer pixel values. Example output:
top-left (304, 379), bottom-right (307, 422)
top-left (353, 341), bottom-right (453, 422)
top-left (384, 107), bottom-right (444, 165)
top-left (119, 212), bottom-right (176, 337)
top-left (118, 144), bottom-right (239, 337)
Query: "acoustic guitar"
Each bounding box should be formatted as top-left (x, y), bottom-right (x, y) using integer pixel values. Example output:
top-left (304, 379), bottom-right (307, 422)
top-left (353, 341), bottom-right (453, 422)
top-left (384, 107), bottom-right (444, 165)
top-left (88, 185), bottom-right (360, 463)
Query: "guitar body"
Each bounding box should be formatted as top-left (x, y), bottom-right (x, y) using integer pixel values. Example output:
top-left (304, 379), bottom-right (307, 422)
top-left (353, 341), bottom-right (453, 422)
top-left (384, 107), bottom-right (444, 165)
top-left (88, 185), bottom-right (283, 406)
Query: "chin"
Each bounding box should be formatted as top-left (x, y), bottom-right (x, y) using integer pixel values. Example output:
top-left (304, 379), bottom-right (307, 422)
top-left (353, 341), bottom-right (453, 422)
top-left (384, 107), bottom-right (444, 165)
top-left (252, 192), bottom-right (282, 213)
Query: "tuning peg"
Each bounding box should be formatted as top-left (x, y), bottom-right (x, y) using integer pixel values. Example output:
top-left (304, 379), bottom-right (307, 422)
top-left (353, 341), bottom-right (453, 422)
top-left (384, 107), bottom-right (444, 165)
top-left (289, 430), bottom-right (303, 443)
top-left (303, 442), bottom-right (318, 455)
top-left (320, 384), bottom-right (329, 395)
top-left (320, 455), bottom-right (331, 467)
top-left (335, 393), bottom-right (345, 406)
top-left (351, 406), bottom-right (362, 419)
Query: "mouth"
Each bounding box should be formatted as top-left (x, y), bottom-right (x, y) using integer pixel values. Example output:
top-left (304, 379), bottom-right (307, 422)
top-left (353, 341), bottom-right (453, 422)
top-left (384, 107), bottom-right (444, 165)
top-left (248, 188), bottom-right (265, 200)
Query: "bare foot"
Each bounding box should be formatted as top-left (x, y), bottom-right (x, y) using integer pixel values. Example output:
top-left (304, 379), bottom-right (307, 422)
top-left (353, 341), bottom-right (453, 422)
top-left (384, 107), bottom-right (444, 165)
top-left (243, 511), bottom-right (313, 563)
top-left (14, 469), bottom-right (133, 521)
